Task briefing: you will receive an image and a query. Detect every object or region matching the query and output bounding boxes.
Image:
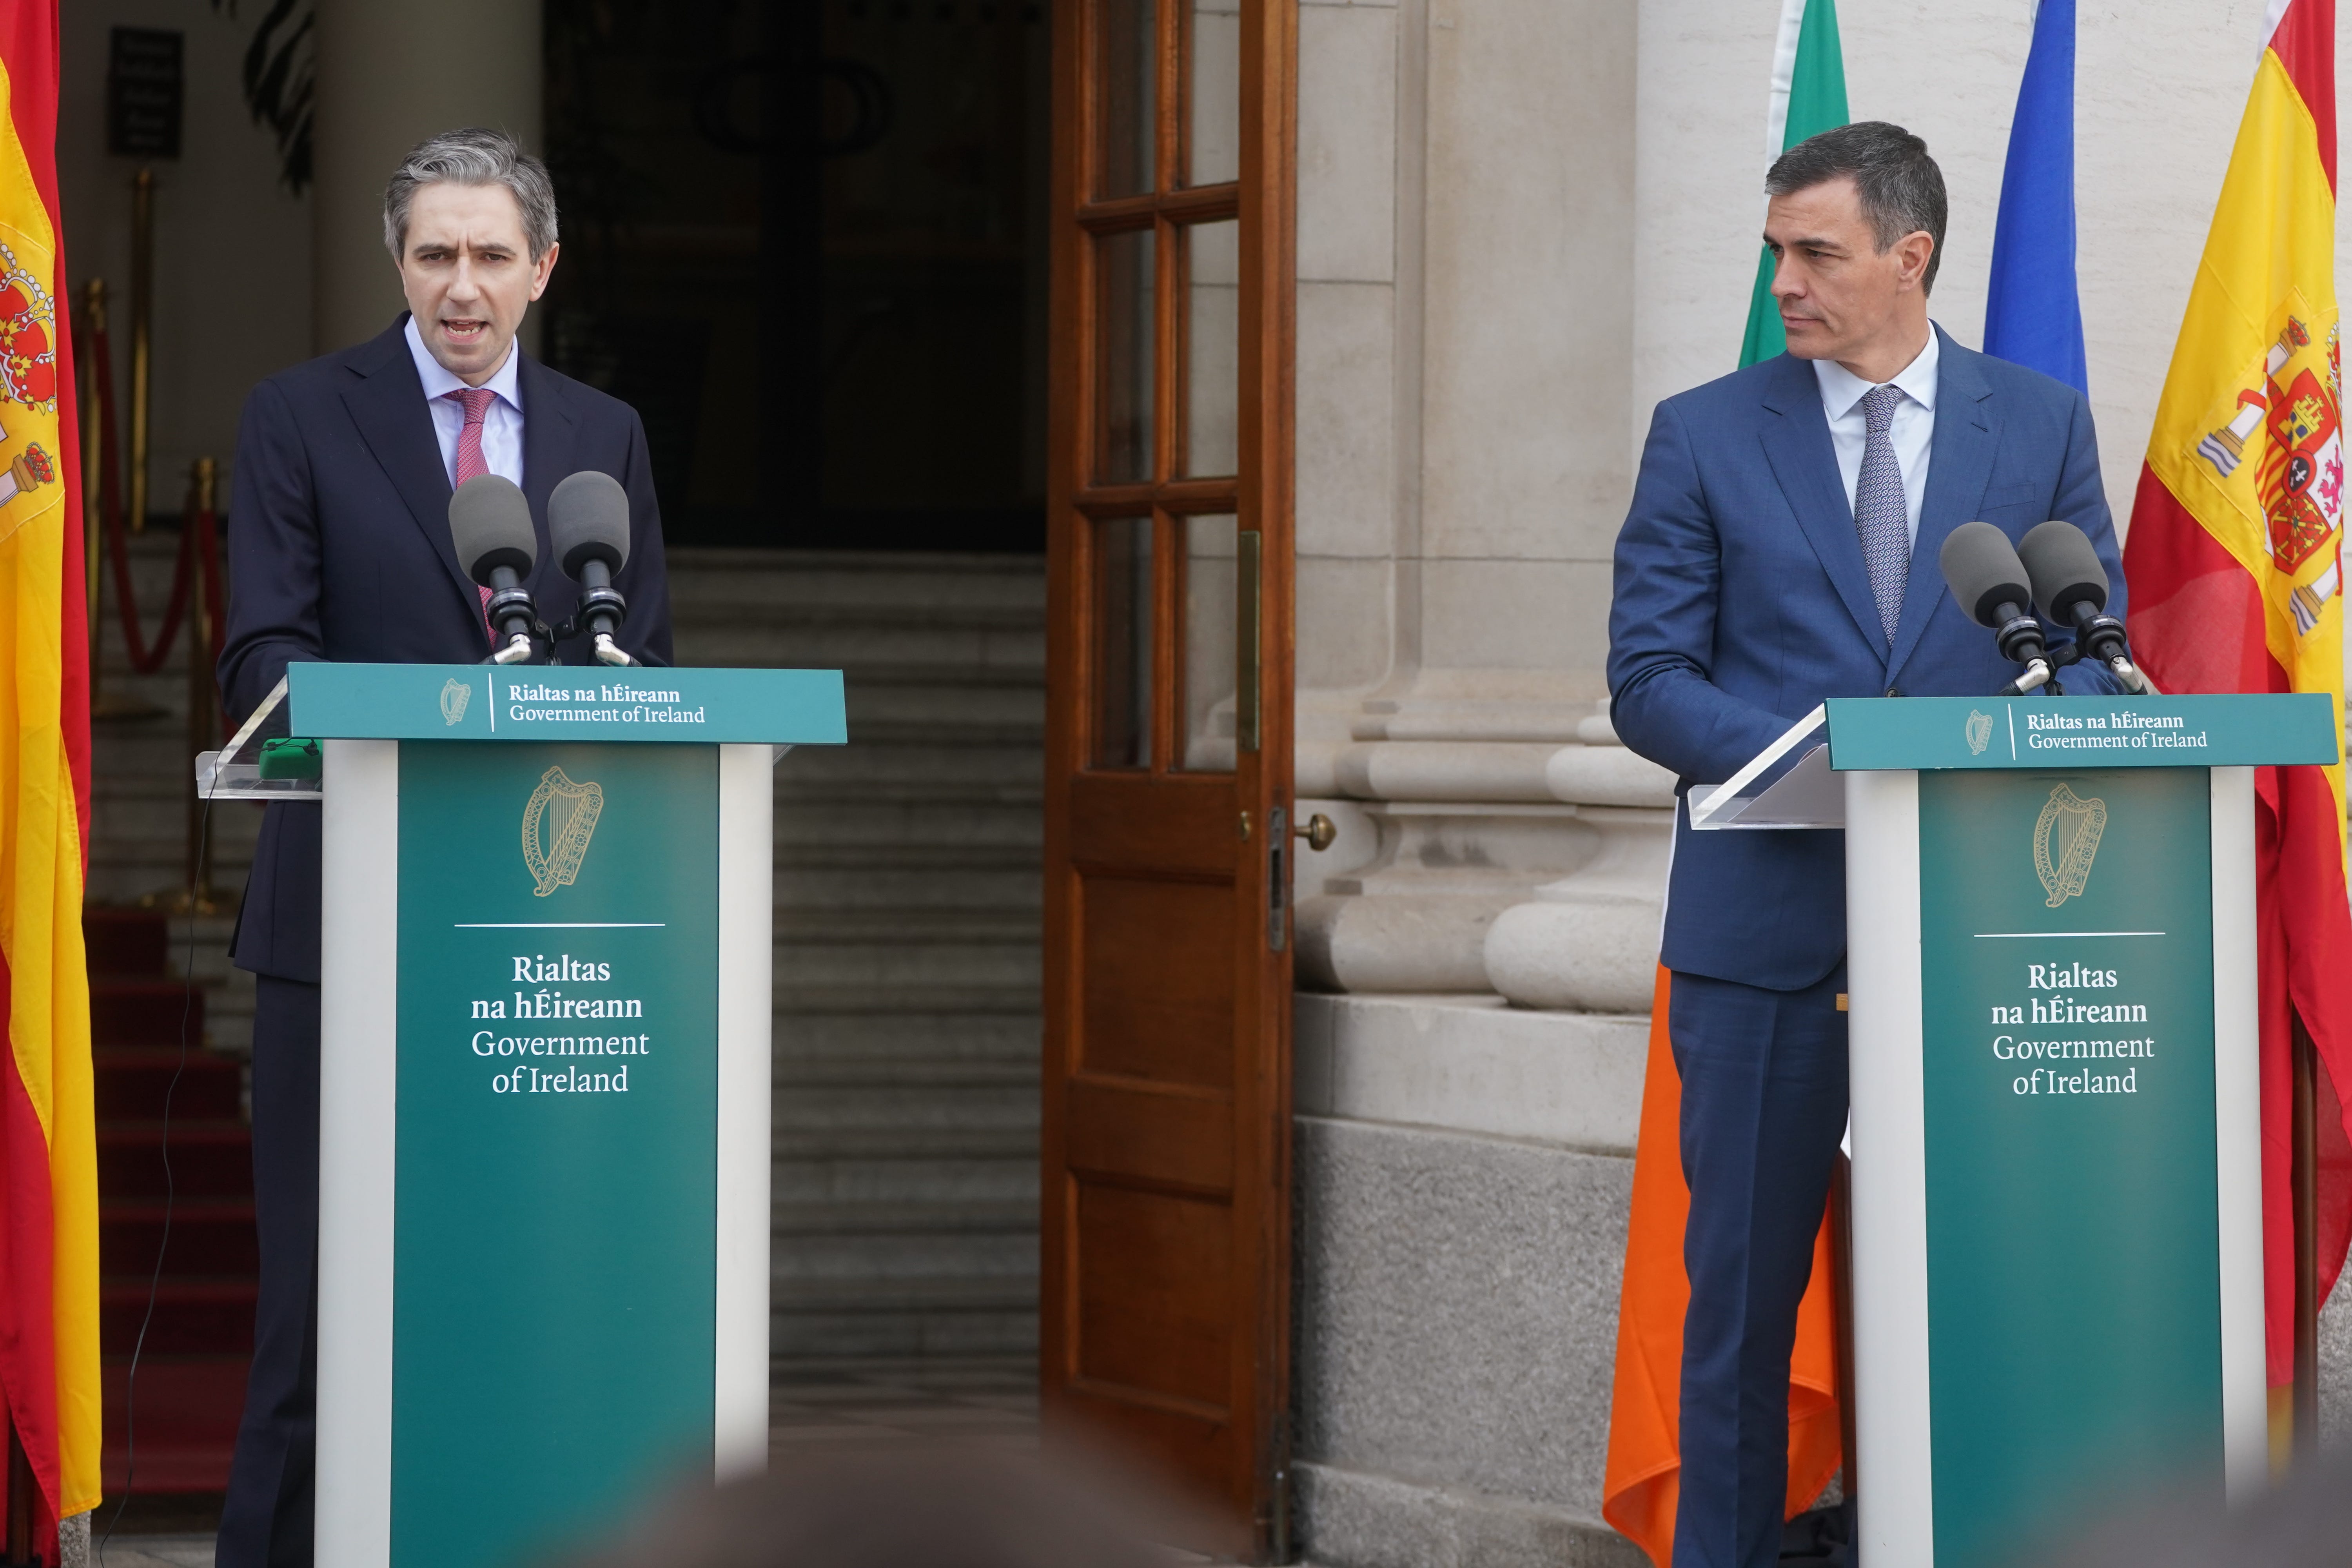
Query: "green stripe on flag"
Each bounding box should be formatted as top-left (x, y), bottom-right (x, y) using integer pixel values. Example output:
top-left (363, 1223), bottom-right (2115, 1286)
top-left (1739, 0), bottom-right (1850, 368)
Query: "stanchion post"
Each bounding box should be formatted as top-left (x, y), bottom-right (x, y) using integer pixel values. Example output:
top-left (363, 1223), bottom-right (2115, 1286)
top-left (129, 167), bottom-right (154, 535)
top-left (176, 457), bottom-right (220, 915)
top-left (81, 278), bottom-right (105, 708)
top-left (83, 277), bottom-right (163, 724)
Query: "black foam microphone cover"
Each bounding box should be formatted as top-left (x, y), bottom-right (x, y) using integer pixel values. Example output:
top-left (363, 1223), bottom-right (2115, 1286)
top-left (2016, 519), bottom-right (2110, 624)
top-left (448, 474), bottom-right (537, 585)
top-left (1938, 521), bottom-right (2035, 628)
top-left (548, 470), bottom-right (632, 581)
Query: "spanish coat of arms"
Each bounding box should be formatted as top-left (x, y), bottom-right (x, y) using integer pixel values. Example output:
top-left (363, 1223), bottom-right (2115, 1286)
top-left (2196, 315), bottom-right (2346, 635)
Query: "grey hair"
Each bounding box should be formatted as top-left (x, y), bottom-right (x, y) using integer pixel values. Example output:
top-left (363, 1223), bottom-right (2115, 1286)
top-left (383, 127), bottom-right (559, 262)
top-left (1766, 121), bottom-right (1947, 294)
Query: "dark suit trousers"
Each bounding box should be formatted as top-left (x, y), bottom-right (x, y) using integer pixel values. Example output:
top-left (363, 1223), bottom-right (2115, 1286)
top-left (217, 976), bottom-right (320, 1568)
top-left (1669, 965), bottom-right (1849, 1568)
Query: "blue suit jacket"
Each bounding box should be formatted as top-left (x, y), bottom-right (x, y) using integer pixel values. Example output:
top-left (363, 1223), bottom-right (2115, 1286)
top-left (218, 317), bottom-right (677, 984)
top-left (1606, 328), bottom-right (2125, 991)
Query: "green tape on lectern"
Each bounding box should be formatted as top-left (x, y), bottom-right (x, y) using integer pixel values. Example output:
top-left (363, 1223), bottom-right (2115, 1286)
top-left (1917, 767), bottom-right (2222, 1568)
top-left (392, 741), bottom-right (719, 1568)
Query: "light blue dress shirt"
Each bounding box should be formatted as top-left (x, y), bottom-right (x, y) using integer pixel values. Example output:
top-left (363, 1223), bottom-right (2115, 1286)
top-left (1811, 325), bottom-right (1938, 547)
top-left (405, 316), bottom-right (524, 490)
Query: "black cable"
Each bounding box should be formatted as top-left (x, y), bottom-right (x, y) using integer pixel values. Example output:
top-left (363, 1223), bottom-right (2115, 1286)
top-left (96, 794), bottom-right (211, 1566)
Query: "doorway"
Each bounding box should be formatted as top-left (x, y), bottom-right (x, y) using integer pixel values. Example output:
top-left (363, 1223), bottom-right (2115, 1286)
top-left (1037, 0), bottom-right (1295, 1554)
top-left (541, 0), bottom-right (1051, 551)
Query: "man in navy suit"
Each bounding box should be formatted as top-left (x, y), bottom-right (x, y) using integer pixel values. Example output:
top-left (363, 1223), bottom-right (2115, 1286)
top-left (214, 127), bottom-right (672, 1568)
top-left (1607, 122), bottom-right (2124, 1568)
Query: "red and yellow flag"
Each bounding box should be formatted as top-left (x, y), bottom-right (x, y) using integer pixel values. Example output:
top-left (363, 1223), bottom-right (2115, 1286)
top-left (0, 0), bottom-right (98, 1550)
top-left (2122, 0), bottom-right (2352, 1401)
top-left (1600, 969), bottom-right (1843, 1567)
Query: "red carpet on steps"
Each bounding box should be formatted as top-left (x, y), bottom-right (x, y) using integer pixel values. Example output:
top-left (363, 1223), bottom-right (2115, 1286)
top-left (87, 906), bottom-right (254, 1496)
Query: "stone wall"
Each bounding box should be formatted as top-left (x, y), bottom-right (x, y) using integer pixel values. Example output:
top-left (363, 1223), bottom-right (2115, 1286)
top-left (1293, 999), bottom-right (1648, 1563)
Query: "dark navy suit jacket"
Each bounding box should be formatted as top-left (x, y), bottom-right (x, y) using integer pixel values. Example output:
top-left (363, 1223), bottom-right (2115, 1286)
top-left (1607, 327), bottom-right (2124, 991)
top-left (218, 317), bottom-right (676, 984)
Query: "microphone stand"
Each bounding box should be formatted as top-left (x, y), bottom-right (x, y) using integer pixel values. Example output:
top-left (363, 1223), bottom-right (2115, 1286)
top-left (483, 565), bottom-right (539, 664)
top-left (559, 556), bottom-right (638, 667)
top-left (1989, 600), bottom-right (2057, 696)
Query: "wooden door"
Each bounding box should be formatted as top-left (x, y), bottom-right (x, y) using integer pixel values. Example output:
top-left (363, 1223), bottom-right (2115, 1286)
top-left (1039, 0), bottom-right (1296, 1555)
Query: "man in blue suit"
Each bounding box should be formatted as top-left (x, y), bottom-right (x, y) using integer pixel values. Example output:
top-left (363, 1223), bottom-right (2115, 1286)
top-left (214, 128), bottom-right (672, 1568)
top-left (1607, 122), bottom-right (2123, 1568)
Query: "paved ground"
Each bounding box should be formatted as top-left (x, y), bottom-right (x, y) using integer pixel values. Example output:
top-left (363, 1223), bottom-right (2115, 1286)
top-left (90, 1537), bottom-right (213, 1568)
top-left (88, 1357), bottom-right (1049, 1568)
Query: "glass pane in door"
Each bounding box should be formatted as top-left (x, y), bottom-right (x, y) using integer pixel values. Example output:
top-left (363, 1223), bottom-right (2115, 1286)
top-left (1092, 516), bottom-right (1156, 769)
top-left (1186, 0), bottom-right (1240, 186)
top-left (1094, 227), bottom-right (1157, 482)
top-left (1179, 219), bottom-right (1238, 478)
top-left (1095, 0), bottom-right (1159, 197)
top-left (1179, 513), bottom-right (1239, 771)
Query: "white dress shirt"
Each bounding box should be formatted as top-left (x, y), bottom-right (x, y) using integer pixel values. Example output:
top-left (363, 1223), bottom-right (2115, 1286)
top-left (405, 316), bottom-right (524, 489)
top-left (1812, 327), bottom-right (1938, 547)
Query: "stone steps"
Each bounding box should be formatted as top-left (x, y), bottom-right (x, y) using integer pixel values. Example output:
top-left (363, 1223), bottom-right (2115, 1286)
top-left (772, 1156), bottom-right (1038, 1204)
top-left (772, 1012), bottom-right (1038, 1062)
top-left (678, 549), bottom-right (1044, 1359)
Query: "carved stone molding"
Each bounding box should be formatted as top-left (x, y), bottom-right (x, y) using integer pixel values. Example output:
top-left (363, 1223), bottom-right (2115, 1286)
top-left (1294, 688), bottom-right (1676, 1004)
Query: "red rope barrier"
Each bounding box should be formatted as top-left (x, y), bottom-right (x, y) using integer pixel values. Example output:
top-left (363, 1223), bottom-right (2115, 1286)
top-left (85, 310), bottom-right (221, 677)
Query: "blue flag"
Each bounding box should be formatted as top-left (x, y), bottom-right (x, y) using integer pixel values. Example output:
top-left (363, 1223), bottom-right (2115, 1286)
top-left (1984, 0), bottom-right (2088, 396)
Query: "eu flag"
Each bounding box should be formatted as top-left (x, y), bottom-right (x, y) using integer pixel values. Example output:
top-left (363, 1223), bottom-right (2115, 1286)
top-left (1984, 0), bottom-right (2088, 396)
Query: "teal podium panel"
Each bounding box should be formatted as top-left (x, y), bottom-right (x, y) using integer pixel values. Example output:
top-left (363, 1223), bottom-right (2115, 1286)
top-left (1916, 766), bottom-right (2221, 1565)
top-left (1694, 692), bottom-right (2338, 1568)
top-left (298, 666), bottom-right (845, 1568)
top-left (289, 660), bottom-right (847, 744)
top-left (1825, 691), bottom-right (2337, 771)
top-left (394, 743), bottom-right (720, 1564)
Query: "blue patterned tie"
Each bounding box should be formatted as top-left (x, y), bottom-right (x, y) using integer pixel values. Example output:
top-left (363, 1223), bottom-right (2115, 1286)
top-left (1854, 383), bottom-right (1909, 647)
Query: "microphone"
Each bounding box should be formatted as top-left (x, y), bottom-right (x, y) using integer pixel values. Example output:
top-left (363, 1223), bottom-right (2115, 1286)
top-left (547, 470), bottom-right (638, 668)
top-left (2017, 519), bottom-right (2153, 693)
top-left (1938, 521), bottom-right (2054, 694)
top-left (448, 474), bottom-right (541, 664)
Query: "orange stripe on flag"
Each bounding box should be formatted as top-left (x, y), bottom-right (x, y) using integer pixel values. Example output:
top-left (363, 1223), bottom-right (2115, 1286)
top-left (1601, 967), bottom-right (1844, 1568)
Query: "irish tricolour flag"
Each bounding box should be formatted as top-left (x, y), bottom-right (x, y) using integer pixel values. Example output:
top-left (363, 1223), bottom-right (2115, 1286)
top-left (1602, 5), bottom-right (1855, 1563)
top-left (1738, 0), bottom-right (1849, 367)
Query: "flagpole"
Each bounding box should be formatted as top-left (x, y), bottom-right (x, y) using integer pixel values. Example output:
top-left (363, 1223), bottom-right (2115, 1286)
top-left (1831, 1154), bottom-right (1858, 1496)
top-left (2, 1421), bottom-right (34, 1568)
top-left (2293, 1009), bottom-right (2319, 1453)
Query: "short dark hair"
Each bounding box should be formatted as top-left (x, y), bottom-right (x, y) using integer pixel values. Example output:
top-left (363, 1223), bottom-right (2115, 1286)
top-left (1766, 121), bottom-right (1947, 294)
top-left (384, 127), bottom-right (559, 263)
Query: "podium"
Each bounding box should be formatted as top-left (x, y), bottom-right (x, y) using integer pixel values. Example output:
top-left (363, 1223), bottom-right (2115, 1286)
top-left (1691, 693), bottom-right (2339, 1568)
top-left (204, 663), bottom-right (847, 1568)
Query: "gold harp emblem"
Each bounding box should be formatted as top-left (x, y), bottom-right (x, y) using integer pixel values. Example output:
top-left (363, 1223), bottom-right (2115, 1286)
top-left (1965, 709), bottom-right (1993, 756)
top-left (2032, 782), bottom-right (2107, 908)
top-left (522, 765), bottom-right (604, 898)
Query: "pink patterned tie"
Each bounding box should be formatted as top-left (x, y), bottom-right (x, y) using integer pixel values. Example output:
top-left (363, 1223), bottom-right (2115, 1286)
top-left (447, 387), bottom-right (498, 644)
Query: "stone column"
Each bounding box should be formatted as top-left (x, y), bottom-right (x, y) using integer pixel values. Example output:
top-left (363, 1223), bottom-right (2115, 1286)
top-left (310, 0), bottom-right (545, 355)
top-left (1290, 0), bottom-right (1663, 1006)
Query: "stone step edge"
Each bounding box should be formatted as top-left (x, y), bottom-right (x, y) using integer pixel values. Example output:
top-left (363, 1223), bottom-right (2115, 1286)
top-left (1292, 1461), bottom-right (1644, 1568)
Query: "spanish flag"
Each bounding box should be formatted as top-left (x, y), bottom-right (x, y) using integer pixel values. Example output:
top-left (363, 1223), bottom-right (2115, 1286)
top-left (2122, 0), bottom-right (2352, 1412)
top-left (0, 0), bottom-right (100, 1552)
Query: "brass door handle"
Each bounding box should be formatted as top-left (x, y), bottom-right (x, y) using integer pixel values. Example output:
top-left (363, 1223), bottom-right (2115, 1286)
top-left (1294, 813), bottom-right (1336, 853)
